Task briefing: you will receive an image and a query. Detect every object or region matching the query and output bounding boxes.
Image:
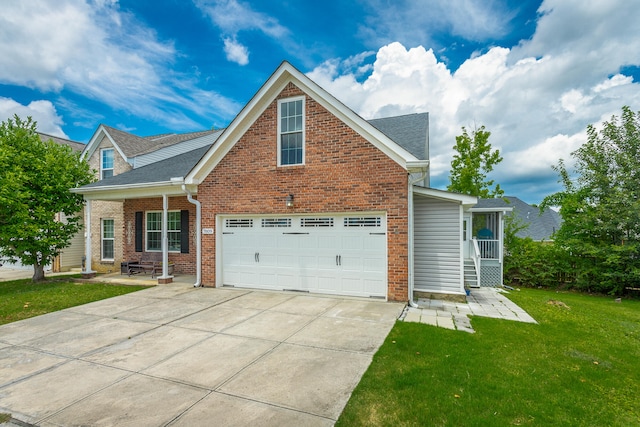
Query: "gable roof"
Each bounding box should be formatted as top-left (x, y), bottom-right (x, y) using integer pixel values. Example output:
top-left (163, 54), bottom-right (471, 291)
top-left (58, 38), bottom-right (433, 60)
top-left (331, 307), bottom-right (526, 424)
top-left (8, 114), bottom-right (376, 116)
top-left (473, 196), bottom-right (562, 241)
top-left (81, 124), bottom-right (216, 163)
top-left (186, 61), bottom-right (428, 185)
top-left (369, 113), bottom-right (428, 160)
top-left (38, 132), bottom-right (84, 152)
top-left (81, 145), bottom-right (210, 189)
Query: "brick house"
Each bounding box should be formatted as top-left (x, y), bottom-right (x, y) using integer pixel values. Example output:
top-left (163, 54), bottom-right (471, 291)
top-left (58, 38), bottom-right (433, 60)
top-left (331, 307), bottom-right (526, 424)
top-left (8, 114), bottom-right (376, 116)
top-left (73, 62), bottom-right (507, 302)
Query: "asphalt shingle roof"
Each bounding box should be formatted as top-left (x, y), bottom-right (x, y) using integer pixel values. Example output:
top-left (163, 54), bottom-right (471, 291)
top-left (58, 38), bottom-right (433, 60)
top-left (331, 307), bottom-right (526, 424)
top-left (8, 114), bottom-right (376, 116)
top-left (368, 112), bottom-right (428, 160)
top-left (475, 196), bottom-right (562, 241)
top-left (81, 145), bottom-right (211, 188)
top-left (38, 132), bottom-right (85, 152)
top-left (102, 125), bottom-right (216, 158)
top-left (81, 113), bottom-right (429, 190)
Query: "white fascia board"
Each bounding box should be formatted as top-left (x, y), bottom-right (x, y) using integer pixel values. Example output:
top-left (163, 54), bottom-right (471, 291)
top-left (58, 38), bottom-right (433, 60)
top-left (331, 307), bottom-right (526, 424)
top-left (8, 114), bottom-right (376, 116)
top-left (81, 125), bottom-right (128, 163)
top-left (406, 160), bottom-right (430, 172)
top-left (70, 180), bottom-right (192, 201)
top-left (413, 186), bottom-right (477, 206)
top-left (468, 206), bottom-right (514, 213)
top-left (186, 62), bottom-right (419, 184)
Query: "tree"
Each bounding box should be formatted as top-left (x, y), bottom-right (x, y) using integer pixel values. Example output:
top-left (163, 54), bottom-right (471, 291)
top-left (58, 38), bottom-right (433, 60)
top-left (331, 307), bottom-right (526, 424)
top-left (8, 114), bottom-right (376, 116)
top-left (447, 125), bottom-right (504, 198)
top-left (542, 106), bottom-right (640, 294)
top-left (0, 116), bottom-right (94, 281)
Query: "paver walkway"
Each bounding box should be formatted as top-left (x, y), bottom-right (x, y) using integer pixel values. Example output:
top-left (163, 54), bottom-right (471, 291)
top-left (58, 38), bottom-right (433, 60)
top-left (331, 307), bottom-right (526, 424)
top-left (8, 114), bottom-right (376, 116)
top-left (400, 287), bottom-right (536, 333)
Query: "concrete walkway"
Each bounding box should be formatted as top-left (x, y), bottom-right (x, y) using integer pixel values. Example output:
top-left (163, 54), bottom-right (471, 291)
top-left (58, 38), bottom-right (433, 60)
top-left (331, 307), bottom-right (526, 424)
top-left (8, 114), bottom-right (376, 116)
top-left (400, 287), bottom-right (537, 333)
top-left (0, 284), bottom-right (404, 426)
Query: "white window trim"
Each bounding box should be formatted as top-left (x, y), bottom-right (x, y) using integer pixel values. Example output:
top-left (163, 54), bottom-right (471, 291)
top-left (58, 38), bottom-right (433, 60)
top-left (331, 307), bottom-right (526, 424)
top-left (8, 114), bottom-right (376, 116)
top-left (145, 210), bottom-right (181, 253)
top-left (277, 96), bottom-right (305, 167)
top-left (100, 148), bottom-right (114, 180)
top-left (101, 218), bottom-right (114, 261)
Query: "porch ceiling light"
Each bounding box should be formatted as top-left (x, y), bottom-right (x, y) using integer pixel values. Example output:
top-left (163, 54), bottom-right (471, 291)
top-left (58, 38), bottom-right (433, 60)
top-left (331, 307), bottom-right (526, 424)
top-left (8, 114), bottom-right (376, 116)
top-left (286, 194), bottom-right (294, 208)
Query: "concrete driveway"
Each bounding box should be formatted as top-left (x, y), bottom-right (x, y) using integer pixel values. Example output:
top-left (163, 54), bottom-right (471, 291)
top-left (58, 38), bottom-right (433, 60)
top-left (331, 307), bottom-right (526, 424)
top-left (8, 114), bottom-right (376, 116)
top-left (0, 284), bottom-right (404, 426)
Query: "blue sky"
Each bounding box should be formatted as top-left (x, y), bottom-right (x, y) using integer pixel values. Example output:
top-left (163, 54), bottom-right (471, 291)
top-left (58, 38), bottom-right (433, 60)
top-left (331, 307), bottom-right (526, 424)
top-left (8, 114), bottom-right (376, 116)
top-left (2, 0), bottom-right (640, 204)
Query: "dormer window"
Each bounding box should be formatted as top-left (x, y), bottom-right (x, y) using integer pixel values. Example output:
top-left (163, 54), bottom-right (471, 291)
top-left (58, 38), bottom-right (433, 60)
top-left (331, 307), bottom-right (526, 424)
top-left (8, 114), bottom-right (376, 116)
top-left (278, 97), bottom-right (305, 166)
top-left (100, 148), bottom-right (114, 179)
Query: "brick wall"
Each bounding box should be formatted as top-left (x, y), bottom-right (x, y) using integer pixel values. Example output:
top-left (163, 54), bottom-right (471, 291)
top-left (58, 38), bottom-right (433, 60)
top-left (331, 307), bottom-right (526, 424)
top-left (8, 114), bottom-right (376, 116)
top-left (123, 197), bottom-right (197, 275)
top-left (198, 83), bottom-right (409, 301)
top-left (86, 134), bottom-right (132, 272)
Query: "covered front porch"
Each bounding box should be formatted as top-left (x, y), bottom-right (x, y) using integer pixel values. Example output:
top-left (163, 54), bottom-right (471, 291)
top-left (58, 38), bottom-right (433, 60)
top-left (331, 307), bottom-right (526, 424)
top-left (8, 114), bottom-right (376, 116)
top-left (75, 183), bottom-right (202, 287)
top-left (464, 203), bottom-right (512, 288)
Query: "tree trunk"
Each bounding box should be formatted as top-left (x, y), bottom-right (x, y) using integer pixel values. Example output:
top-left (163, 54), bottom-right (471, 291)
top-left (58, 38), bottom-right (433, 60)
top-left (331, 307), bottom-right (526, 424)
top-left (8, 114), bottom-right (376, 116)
top-left (32, 264), bottom-right (45, 282)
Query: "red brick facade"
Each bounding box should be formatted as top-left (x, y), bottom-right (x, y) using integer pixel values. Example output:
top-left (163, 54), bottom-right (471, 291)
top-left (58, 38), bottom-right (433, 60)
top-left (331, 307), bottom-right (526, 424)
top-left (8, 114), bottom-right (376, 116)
top-left (197, 83), bottom-right (410, 301)
top-left (116, 83), bottom-right (410, 300)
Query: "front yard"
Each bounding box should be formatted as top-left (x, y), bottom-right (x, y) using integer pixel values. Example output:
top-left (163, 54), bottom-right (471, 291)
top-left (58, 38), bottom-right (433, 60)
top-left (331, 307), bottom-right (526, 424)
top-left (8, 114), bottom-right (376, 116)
top-left (337, 288), bottom-right (640, 426)
top-left (0, 277), bottom-right (147, 325)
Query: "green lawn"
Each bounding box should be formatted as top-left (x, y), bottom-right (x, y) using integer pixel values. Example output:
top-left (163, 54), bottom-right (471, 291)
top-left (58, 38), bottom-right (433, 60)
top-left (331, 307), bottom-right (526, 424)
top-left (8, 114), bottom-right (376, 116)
top-left (337, 289), bottom-right (640, 426)
top-left (0, 276), bottom-right (148, 325)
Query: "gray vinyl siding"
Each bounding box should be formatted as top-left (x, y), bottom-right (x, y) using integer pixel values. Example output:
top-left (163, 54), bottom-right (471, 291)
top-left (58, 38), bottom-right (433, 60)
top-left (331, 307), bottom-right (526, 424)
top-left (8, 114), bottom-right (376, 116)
top-left (58, 213), bottom-right (84, 271)
top-left (414, 195), bottom-right (463, 294)
top-left (132, 131), bottom-right (222, 168)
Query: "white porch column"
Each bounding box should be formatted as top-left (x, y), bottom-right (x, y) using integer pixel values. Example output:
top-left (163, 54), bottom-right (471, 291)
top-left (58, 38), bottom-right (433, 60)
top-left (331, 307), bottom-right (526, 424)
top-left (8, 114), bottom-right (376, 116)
top-left (82, 198), bottom-right (96, 278)
top-left (158, 194), bottom-right (173, 283)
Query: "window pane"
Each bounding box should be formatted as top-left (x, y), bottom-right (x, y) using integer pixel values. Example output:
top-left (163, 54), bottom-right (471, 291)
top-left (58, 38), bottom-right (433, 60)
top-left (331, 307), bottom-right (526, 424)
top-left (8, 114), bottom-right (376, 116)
top-left (102, 149), bottom-right (113, 169)
top-left (102, 219), bottom-right (114, 238)
top-left (102, 169), bottom-right (113, 179)
top-left (168, 211), bottom-right (180, 231)
top-left (147, 231), bottom-right (161, 251)
top-left (147, 212), bottom-right (162, 231)
top-left (102, 240), bottom-right (114, 259)
top-left (168, 232), bottom-right (181, 252)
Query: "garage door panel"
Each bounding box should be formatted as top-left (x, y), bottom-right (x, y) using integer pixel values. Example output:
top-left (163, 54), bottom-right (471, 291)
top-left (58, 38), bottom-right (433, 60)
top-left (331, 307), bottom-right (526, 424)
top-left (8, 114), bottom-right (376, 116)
top-left (221, 214), bottom-right (387, 298)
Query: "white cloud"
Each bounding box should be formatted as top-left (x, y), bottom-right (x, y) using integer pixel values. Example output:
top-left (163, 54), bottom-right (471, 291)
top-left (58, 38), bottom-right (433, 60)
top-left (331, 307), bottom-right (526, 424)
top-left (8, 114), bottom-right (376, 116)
top-left (194, 0), bottom-right (290, 65)
top-left (223, 37), bottom-right (249, 65)
top-left (307, 0), bottom-right (640, 203)
top-left (358, 0), bottom-right (513, 50)
top-left (0, 97), bottom-right (68, 138)
top-left (0, 0), bottom-right (240, 131)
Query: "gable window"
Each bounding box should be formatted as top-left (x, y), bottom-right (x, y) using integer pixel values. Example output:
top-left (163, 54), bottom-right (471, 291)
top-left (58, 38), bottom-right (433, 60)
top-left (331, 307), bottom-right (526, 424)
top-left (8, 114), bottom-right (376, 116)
top-left (146, 211), bottom-right (181, 252)
top-left (278, 97), bottom-right (304, 166)
top-left (101, 148), bottom-right (114, 179)
top-left (101, 218), bottom-right (114, 260)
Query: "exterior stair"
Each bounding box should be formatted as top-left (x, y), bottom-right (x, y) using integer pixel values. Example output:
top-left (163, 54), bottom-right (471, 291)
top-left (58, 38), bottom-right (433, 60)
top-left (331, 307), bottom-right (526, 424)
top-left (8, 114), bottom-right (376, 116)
top-left (464, 259), bottom-right (480, 288)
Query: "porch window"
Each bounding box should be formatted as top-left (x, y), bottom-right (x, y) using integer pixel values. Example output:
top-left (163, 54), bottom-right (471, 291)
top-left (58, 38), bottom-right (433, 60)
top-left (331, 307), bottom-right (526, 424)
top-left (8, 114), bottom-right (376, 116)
top-left (278, 97), bottom-right (304, 166)
top-left (100, 148), bottom-right (114, 179)
top-left (146, 211), bottom-right (181, 252)
top-left (101, 218), bottom-right (114, 260)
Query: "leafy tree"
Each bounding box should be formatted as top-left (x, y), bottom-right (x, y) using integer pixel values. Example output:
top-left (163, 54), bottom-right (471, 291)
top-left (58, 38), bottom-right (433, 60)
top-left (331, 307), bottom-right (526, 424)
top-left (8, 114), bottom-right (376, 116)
top-left (542, 106), bottom-right (640, 294)
top-left (0, 116), bottom-right (94, 281)
top-left (447, 125), bottom-right (504, 198)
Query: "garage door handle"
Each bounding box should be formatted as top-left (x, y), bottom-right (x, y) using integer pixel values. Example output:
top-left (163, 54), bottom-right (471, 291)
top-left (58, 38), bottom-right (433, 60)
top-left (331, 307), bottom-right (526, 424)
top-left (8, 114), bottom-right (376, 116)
top-left (255, 252), bottom-right (259, 262)
top-left (336, 255), bottom-right (342, 266)
top-left (369, 232), bottom-right (386, 235)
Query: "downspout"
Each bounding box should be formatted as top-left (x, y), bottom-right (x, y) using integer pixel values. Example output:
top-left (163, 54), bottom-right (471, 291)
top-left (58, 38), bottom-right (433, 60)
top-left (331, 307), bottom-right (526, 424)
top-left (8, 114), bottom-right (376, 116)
top-left (407, 170), bottom-right (428, 308)
top-left (182, 185), bottom-right (201, 287)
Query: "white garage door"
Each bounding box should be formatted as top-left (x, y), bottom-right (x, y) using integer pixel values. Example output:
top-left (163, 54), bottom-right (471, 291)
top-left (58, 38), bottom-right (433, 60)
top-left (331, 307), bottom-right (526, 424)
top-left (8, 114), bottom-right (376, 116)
top-left (221, 214), bottom-right (387, 298)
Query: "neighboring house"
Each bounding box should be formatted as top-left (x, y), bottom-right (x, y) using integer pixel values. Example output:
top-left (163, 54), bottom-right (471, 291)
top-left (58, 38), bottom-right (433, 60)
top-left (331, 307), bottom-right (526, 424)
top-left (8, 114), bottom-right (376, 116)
top-left (73, 61), bottom-right (508, 301)
top-left (79, 125), bottom-right (220, 273)
top-left (475, 197), bottom-right (562, 241)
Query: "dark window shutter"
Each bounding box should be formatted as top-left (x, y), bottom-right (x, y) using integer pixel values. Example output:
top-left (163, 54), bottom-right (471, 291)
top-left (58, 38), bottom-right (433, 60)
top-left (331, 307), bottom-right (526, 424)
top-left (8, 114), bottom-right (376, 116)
top-left (180, 210), bottom-right (189, 254)
top-left (135, 211), bottom-right (143, 252)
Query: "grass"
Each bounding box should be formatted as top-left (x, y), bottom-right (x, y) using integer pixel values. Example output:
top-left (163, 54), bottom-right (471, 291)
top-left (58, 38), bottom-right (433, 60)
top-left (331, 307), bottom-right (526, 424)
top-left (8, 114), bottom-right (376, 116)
top-left (0, 276), bottom-right (148, 325)
top-left (337, 288), bottom-right (640, 426)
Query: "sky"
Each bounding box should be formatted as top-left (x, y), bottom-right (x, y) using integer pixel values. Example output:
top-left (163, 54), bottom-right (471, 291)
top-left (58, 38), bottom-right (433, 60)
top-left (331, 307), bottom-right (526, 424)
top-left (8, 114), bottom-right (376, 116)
top-left (2, 0), bottom-right (640, 204)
